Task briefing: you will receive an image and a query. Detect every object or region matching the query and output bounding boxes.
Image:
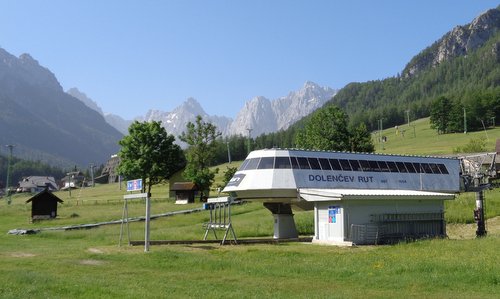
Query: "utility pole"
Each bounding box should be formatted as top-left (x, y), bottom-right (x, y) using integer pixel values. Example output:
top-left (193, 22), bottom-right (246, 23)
top-left (481, 120), bottom-right (489, 141)
top-left (406, 110), bottom-right (410, 127)
top-left (246, 128), bottom-right (253, 154)
top-left (89, 163), bottom-right (95, 187)
top-left (226, 141), bottom-right (231, 164)
top-left (474, 177), bottom-right (487, 237)
top-left (463, 107), bottom-right (467, 134)
top-left (4, 145), bottom-right (15, 205)
top-left (378, 119), bottom-right (384, 151)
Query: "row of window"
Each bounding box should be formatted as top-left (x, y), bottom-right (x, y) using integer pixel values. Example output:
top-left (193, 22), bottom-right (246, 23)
top-left (239, 156), bottom-right (450, 175)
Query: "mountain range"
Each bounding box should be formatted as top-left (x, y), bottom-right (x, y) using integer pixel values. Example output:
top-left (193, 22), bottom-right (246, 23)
top-left (69, 81), bottom-right (336, 138)
top-left (137, 81), bottom-right (336, 138)
top-left (1, 5), bottom-right (499, 168)
top-left (0, 43), bottom-right (336, 167)
top-left (0, 49), bottom-right (122, 168)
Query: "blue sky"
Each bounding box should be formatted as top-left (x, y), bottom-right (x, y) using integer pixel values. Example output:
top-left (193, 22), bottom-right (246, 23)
top-left (0, 1), bottom-right (498, 119)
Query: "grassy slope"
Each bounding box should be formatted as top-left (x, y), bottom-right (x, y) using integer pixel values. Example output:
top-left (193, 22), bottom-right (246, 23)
top-left (0, 119), bottom-right (499, 298)
top-left (372, 117), bottom-right (499, 155)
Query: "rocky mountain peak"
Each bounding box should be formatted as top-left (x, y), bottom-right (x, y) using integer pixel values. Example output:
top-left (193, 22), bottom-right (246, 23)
top-left (403, 7), bottom-right (500, 78)
top-left (177, 97), bottom-right (205, 115)
top-left (303, 81), bottom-right (320, 89)
top-left (247, 96), bottom-right (271, 107)
top-left (19, 53), bottom-right (37, 64)
top-left (0, 48), bottom-right (62, 91)
top-left (67, 87), bottom-right (104, 115)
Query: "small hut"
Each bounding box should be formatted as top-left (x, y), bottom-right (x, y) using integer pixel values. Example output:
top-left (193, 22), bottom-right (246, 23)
top-left (170, 182), bottom-right (198, 204)
top-left (26, 189), bottom-right (64, 221)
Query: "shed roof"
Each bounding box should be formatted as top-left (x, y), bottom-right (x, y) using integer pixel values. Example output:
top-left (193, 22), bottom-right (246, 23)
top-left (170, 182), bottom-right (198, 191)
top-left (299, 188), bottom-right (455, 202)
top-left (26, 189), bottom-right (64, 203)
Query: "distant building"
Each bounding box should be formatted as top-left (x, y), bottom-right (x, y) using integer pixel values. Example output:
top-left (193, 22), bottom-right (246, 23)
top-left (170, 182), bottom-right (199, 204)
top-left (18, 176), bottom-right (58, 193)
top-left (60, 171), bottom-right (85, 190)
top-left (95, 154), bottom-right (121, 184)
top-left (26, 189), bottom-right (64, 221)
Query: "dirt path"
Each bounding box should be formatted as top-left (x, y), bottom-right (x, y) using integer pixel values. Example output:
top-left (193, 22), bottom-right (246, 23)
top-left (447, 216), bottom-right (500, 239)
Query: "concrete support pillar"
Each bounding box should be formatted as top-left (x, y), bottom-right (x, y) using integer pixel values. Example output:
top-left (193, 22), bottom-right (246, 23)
top-left (263, 203), bottom-right (298, 239)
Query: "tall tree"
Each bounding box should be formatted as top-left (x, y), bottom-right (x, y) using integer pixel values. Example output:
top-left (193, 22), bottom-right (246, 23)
top-left (179, 115), bottom-right (221, 201)
top-left (349, 123), bottom-right (375, 152)
top-left (118, 121), bottom-right (185, 195)
top-left (430, 96), bottom-right (453, 134)
top-left (295, 105), bottom-right (351, 151)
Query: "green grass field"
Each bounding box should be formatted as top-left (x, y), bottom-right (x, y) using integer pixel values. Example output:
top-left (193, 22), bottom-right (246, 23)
top-left (373, 117), bottom-right (500, 155)
top-left (1, 118), bottom-right (500, 298)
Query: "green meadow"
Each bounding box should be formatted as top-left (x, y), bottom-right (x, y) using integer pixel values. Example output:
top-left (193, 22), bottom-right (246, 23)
top-left (1, 118), bottom-right (499, 298)
top-left (373, 117), bottom-right (499, 155)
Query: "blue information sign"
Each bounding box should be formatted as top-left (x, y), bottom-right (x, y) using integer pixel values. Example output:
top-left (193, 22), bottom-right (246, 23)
top-left (328, 206), bottom-right (340, 223)
top-left (127, 179), bottom-right (143, 192)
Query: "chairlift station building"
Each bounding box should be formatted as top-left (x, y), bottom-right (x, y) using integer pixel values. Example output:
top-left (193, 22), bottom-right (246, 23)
top-left (224, 149), bottom-right (460, 245)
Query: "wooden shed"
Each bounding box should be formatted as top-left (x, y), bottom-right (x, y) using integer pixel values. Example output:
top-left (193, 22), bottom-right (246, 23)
top-left (26, 189), bottom-right (64, 221)
top-left (170, 182), bottom-right (198, 204)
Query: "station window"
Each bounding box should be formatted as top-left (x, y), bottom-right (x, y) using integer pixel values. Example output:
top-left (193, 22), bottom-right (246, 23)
top-left (421, 163), bottom-right (433, 174)
top-left (238, 159), bottom-right (250, 171)
top-left (404, 162), bottom-right (417, 173)
top-left (429, 163), bottom-right (441, 174)
top-left (239, 154), bottom-right (451, 176)
top-left (257, 157), bottom-right (275, 169)
top-left (275, 157), bottom-right (291, 169)
top-left (318, 158), bottom-right (332, 170)
top-left (350, 160), bottom-right (362, 171)
top-left (358, 160), bottom-right (370, 171)
top-left (377, 161), bottom-right (390, 172)
top-left (368, 160), bottom-right (381, 172)
top-left (329, 159), bottom-right (342, 170)
top-left (386, 161), bottom-right (398, 172)
top-left (396, 162), bottom-right (408, 173)
top-left (290, 157), bottom-right (300, 169)
top-left (437, 164), bottom-right (449, 174)
top-left (245, 158), bottom-right (261, 170)
top-left (339, 159), bottom-right (352, 171)
top-left (308, 158), bottom-right (322, 170)
top-left (297, 157), bottom-right (311, 169)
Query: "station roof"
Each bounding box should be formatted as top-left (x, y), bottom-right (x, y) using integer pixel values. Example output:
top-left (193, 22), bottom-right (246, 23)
top-left (299, 188), bottom-right (455, 201)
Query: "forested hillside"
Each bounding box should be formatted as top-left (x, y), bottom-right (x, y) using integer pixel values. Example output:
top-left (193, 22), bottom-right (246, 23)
top-left (333, 33), bottom-right (500, 131)
top-left (246, 6), bottom-right (500, 150)
top-left (331, 7), bottom-right (500, 131)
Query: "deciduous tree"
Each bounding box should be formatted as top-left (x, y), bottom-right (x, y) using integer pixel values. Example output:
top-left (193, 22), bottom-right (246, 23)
top-left (295, 105), bottom-right (374, 152)
top-left (118, 121), bottom-right (185, 195)
top-left (179, 116), bottom-right (221, 200)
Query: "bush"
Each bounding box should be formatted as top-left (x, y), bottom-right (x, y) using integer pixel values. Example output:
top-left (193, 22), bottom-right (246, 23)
top-left (453, 137), bottom-right (487, 153)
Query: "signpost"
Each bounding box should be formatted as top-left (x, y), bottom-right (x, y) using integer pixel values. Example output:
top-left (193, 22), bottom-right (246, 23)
top-left (120, 179), bottom-right (150, 252)
top-left (126, 179), bottom-right (143, 192)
